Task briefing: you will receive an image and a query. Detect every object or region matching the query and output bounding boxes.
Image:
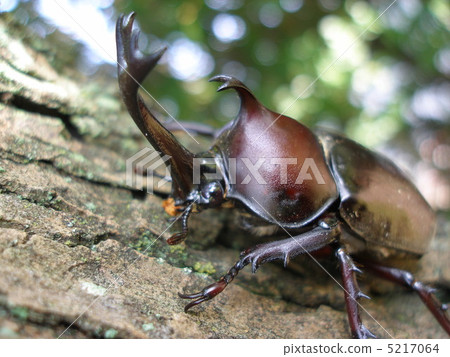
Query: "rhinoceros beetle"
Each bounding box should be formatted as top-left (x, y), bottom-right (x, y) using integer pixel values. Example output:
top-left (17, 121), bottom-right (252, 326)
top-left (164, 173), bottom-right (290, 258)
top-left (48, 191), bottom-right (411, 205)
top-left (116, 13), bottom-right (450, 338)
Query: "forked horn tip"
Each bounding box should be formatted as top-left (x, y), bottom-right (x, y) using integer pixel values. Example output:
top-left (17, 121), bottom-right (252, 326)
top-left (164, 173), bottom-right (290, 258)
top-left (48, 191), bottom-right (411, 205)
top-left (117, 12), bottom-right (136, 32)
top-left (209, 75), bottom-right (251, 93)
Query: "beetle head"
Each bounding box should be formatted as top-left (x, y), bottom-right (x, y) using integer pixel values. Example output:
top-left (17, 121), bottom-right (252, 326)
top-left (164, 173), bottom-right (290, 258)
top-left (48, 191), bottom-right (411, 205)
top-left (193, 161), bottom-right (226, 209)
top-left (193, 180), bottom-right (225, 208)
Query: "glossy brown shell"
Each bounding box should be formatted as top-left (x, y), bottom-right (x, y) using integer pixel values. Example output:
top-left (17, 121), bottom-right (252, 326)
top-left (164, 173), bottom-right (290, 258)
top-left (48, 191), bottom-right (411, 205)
top-left (316, 129), bottom-right (436, 256)
top-left (211, 76), bottom-right (338, 228)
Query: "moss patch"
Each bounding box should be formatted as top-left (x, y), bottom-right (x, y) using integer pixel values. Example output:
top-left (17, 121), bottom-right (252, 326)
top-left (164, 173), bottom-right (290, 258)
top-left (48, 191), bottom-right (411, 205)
top-left (10, 306), bottom-right (29, 321)
top-left (193, 261), bottom-right (216, 275)
top-left (104, 328), bottom-right (118, 339)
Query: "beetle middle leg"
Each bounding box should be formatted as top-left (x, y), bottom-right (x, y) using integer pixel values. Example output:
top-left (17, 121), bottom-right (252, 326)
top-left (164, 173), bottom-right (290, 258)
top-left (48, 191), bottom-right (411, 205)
top-left (335, 247), bottom-right (375, 339)
top-left (179, 218), bottom-right (340, 312)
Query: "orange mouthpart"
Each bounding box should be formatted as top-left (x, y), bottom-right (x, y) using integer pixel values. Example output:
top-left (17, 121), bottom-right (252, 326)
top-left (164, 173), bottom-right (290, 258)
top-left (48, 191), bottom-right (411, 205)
top-left (162, 198), bottom-right (182, 216)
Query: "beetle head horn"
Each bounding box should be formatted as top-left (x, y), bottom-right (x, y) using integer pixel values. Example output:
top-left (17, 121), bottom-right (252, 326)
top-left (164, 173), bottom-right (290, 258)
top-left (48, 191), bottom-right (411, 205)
top-left (116, 13), bottom-right (195, 201)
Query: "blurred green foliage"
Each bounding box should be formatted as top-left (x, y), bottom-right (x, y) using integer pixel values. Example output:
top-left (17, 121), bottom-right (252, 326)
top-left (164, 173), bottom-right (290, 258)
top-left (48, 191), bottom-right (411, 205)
top-left (112, 0), bottom-right (449, 146)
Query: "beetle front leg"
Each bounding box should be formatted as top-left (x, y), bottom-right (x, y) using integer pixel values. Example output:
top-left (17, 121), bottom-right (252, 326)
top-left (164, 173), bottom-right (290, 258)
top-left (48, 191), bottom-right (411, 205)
top-left (167, 204), bottom-right (193, 245)
top-left (179, 259), bottom-right (245, 312)
top-left (336, 247), bottom-right (375, 339)
top-left (179, 219), bottom-right (340, 312)
top-left (241, 220), bottom-right (340, 273)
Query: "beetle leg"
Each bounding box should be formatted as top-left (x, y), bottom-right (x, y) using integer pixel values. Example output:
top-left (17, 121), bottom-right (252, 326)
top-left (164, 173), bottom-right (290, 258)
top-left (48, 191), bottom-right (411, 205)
top-left (179, 220), bottom-right (339, 311)
top-left (167, 204), bottom-right (193, 245)
top-left (241, 222), bottom-right (340, 273)
top-left (364, 262), bottom-right (450, 336)
top-left (179, 260), bottom-right (245, 312)
top-left (336, 247), bottom-right (376, 339)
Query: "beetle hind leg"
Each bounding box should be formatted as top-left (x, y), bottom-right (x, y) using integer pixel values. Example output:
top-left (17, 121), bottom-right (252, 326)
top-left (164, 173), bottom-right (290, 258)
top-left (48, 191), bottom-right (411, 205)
top-left (336, 247), bottom-right (376, 339)
top-left (364, 262), bottom-right (450, 336)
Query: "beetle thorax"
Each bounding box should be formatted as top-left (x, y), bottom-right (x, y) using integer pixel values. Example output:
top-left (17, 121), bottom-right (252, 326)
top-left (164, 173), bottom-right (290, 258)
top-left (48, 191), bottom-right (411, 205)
top-left (213, 89), bottom-right (338, 228)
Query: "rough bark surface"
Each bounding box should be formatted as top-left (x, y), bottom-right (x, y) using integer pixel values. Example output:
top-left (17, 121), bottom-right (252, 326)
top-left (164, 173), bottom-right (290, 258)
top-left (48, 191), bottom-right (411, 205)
top-left (0, 18), bottom-right (448, 339)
